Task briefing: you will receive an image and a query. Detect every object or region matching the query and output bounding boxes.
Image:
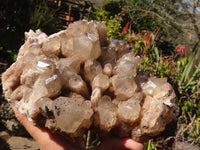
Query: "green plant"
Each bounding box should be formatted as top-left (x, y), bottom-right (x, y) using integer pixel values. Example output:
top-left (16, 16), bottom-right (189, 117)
top-left (85, 6), bottom-right (110, 21)
top-left (0, 0), bottom-right (61, 65)
top-left (128, 28), bottom-right (160, 55)
top-left (106, 14), bottom-right (123, 39)
top-left (177, 41), bottom-right (200, 146)
top-left (87, 5), bottom-right (124, 39)
top-left (30, 0), bottom-right (60, 35)
top-left (103, 0), bottom-right (122, 16)
top-left (181, 41), bottom-right (200, 83)
top-left (124, 0), bottom-right (195, 54)
top-left (0, 47), bottom-right (17, 62)
top-left (127, 28), bottom-right (174, 78)
top-left (144, 140), bottom-right (157, 150)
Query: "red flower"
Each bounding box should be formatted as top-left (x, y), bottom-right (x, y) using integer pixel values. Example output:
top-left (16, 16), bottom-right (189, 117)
top-left (176, 45), bottom-right (185, 53)
top-left (122, 22), bottom-right (130, 34)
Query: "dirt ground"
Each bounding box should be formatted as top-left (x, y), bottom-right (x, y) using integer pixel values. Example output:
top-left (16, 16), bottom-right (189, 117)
top-left (0, 131), bottom-right (39, 150)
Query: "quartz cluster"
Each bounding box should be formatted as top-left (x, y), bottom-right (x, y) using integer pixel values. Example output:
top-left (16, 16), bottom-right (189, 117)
top-left (2, 20), bottom-right (178, 141)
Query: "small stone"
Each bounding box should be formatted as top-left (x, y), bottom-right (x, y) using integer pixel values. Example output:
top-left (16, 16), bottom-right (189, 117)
top-left (131, 126), bottom-right (143, 141)
top-left (0, 131), bottom-right (10, 141)
top-left (45, 119), bottom-right (57, 130)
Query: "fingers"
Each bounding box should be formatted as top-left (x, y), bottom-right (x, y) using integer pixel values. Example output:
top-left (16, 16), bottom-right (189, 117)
top-left (110, 138), bottom-right (144, 150)
top-left (123, 138), bottom-right (144, 150)
top-left (96, 137), bottom-right (144, 150)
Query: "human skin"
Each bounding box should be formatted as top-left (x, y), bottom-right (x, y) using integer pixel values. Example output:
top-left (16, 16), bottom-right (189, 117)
top-left (11, 104), bottom-right (144, 150)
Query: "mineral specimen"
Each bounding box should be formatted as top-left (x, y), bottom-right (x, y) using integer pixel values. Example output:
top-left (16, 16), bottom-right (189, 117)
top-left (2, 20), bottom-right (178, 141)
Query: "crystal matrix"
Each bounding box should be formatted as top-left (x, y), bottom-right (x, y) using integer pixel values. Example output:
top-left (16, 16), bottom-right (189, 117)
top-left (2, 20), bottom-right (178, 141)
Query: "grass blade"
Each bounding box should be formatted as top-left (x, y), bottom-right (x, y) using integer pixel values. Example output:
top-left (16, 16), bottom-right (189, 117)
top-left (181, 41), bottom-right (200, 84)
top-left (154, 47), bottom-right (159, 62)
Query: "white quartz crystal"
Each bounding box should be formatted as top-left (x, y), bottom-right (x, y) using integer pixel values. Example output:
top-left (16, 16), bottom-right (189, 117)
top-left (1, 20), bottom-right (178, 140)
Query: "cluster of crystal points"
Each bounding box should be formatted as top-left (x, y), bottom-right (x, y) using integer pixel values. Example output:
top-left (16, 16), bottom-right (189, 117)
top-left (2, 20), bottom-right (178, 141)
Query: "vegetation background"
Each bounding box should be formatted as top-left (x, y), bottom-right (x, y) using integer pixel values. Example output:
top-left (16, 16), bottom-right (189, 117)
top-left (0, 0), bottom-right (199, 149)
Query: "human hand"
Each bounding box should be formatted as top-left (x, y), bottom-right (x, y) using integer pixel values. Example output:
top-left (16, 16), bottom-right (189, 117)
top-left (11, 104), bottom-right (144, 150)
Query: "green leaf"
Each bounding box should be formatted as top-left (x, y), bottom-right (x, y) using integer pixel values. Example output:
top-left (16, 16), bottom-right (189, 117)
top-left (144, 140), bottom-right (157, 150)
top-left (83, 133), bottom-right (87, 141)
top-left (181, 41), bottom-right (200, 83)
top-left (154, 47), bottom-right (159, 62)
